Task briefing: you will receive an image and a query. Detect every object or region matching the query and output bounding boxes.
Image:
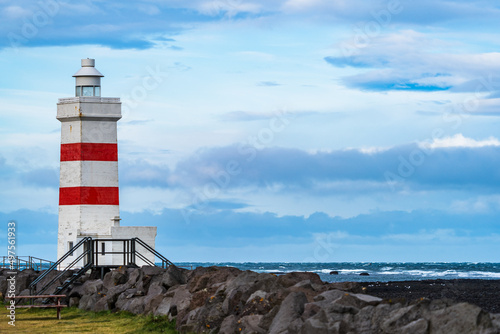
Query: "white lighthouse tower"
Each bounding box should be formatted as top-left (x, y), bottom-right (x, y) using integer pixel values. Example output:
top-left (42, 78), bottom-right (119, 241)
top-left (57, 59), bottom-right (157, 268)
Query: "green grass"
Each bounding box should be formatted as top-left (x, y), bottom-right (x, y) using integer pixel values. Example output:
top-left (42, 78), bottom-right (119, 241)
top-left (0, 306), bottom-right (178, 333)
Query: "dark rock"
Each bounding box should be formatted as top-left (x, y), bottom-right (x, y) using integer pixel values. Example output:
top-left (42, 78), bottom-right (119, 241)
top-left (240, 314), bottom-right (266, 334)
top-left (19, 288), bottom-right (30, 296)
top-left (258, 305), bottom-right (280, 332)
top-left (144, 293), bottom-right (165, 315)
top-left (277, 272), bottom-right (323, 288)
top-left (93, 284), bottom-right (129, 312)
top-left (127, 268), bottom-right (141, 286)
top-left (79, 292), bottom-right (103, 311)
top-left (360, 272), bottom-right (370, 276)
top-left (301, 309), bottom-right (330, 334)
top-left (219, 314), bottom-right (238, 334)
top-left (329, 271), bottom-right (339, 275)
top-left (122, 296), bottom-right (146, 314)
top-left (169, 285), bottom-right (192, 321)
top-left (102, 267), bottom-right (128, 289)
top-left (382, 304), bottom-right (422, 332)
top-left (81, 279), bottom-right (104, 295)
top-left (268, 291), bottom-right (307, 334)
top-left (3, 266), bottom-right (500, 333)
top-left (313, 289), bottom-right (345, 303)
top-left (188, 266), bottom-right (241, 293)
top-left (154, 296), bottom-right (173, 317)
top-left (141, 266), bottom-right (166, 277)
top-left (69, 296), bottom-right (80, 307)
top-left (429, 303), bottom-right (494, 333)
top-left (246, 290), bottom-right (267, 304)
top-left (400, 318), bottom-right (428, 334)
top-left (162, 265), bottom-right (187, 289)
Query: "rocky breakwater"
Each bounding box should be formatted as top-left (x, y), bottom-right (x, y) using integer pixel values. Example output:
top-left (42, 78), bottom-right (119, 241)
top-left (2, 266), bottom-right (500, 333)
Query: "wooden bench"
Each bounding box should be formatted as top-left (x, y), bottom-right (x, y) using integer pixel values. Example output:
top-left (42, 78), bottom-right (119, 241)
top-left (5, 295), bottom-right (67, 320)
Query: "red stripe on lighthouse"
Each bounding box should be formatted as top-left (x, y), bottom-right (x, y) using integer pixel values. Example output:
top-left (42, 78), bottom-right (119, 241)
top-left (61, 143), bottom-right (118, 161)
top-left (59, 187), bottom-right (119, 205)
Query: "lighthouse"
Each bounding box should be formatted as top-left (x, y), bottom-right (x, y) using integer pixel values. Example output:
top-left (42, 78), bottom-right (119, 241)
top-left (57, 59), bottom-right (156, 268)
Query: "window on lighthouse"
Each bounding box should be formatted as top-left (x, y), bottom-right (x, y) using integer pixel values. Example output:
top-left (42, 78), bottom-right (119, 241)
top-left (76, 86), bottom-right (101, 97)
top-left (82, 86), bottom-right (93, 96)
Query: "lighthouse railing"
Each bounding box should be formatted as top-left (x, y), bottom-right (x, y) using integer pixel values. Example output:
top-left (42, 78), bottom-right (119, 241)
top-left (132, 237), bottom-right (174, 269)
top-left (29, 237), bottom-right (92, 294)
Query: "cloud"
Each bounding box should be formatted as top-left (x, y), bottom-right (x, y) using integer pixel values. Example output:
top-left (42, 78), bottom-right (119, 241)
top-left (4, 202), bottom-right (500, 262)
top-left (219, 110), bottom-right (320, 122)
top-left (0, 1), bottom-right (197, 50)
top-left (257, 81), bottom-right (281, 87)
top-left (324, 56), bottom-right (384, 68)
top-left (22, 168), bottom-right (58, 188)
top-left (342, 71), bottom-right (452, 92)
top-left (168, 136), bottom-right (500, 193)
top-left (119, 160), bottom-right (171, 187)
top-left (326, 29), bottom-right (500, 93)
top-left (187, 199), bottom-right (250, 211)
top-left (282, 0), bottom-right (500, 24)
top-left (421, 134), bottom-right (500, 149)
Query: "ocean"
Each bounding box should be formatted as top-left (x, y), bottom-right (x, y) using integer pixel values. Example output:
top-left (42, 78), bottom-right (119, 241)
top-left (175, 262), bottom-right (500, 283)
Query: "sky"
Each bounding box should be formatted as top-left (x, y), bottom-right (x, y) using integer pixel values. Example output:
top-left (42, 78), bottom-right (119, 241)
top-left (1, 0), bottom-right (500, 262)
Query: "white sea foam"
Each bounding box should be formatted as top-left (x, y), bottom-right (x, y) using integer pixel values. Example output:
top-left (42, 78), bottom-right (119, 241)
top-left (379, 271), bottom-right (404, 275)
top-left (339, 269), bottom-right (366, 274)
top-left (458, 271), bottom-right (500, 278)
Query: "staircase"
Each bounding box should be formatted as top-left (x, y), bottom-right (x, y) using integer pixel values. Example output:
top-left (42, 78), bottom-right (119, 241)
top-left (29, 237), bottom-right (172, 300)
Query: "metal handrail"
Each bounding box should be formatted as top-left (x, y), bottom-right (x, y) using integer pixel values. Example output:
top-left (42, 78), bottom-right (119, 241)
top-left (134, 251), bottom-right (156, 266)
top-left (0, 256), bottom-right (56, 271)
top-left (133, 238), bottom-right (174, 268)
top-left (29, 237), bottom-right (92, 289)
top-left (34, 250), bottom-right (90, 296)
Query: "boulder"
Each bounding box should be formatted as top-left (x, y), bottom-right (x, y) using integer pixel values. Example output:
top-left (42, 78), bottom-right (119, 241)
top-left (141, 266), bottom-right (166, 277)
top-left (188, 266), bottom-right (241, 293)
top-left (240, 314), bottom-right (266, 334)
top-left (162, 265), bottom-right (188, 288)
top-left (277, 272), bottom-right (323, 288)
top-left (301, 309), bottom-right (330, 334)
top-left (219, 314), bottom-right (239, 334)
top-left (169, 285), bottom-right (192, 318)
top-left (491, 313), bottom-right (500, 328)
top-left (102, 268), bottom-right (128, 289)
top-left (93, 284), bottom-right (130, 312)
top-left (154, 296), bottom-right (173, 317)
top-left (69, 296), bottom-right (80, 307)
top-left (143, 283), bottom-right (167, 314)
top-left (82, 279), bottom-right (104, 295)
top-left (313, 289), bottom-right (346, 303)
top-left (400, 318), bottom-right (428, 334)
top-left (122, 296), bottom-right (146, 314)
top-left (429, 302), bottom-right (494, 334)
top-left (268, 291), bottom-right (307, 334)
top-left (382, 304), bottom-right (422, 332)
top-left (301, 318), bottom-right (329, 334)
top-left (246, 290), bottom-right (267, 304)
top-left (79, 292), bottom-right (102, 311)
top-left (127, 268), bottom-right (141, 286)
